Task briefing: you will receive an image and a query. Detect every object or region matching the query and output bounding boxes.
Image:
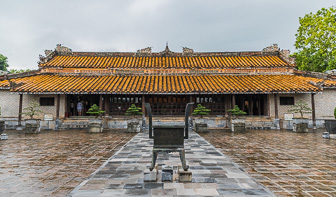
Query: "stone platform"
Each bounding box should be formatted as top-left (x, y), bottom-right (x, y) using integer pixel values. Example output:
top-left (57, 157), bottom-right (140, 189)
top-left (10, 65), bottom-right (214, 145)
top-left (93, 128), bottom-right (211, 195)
top-left (69, 132), bottom-right (274, 197)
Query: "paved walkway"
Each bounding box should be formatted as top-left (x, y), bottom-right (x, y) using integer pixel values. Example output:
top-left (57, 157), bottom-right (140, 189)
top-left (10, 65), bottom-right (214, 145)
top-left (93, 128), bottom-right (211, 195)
top-left (69, 131), bottom-right (274, 197)
top-left (0, 129), bottom-right (135, 197)
top-left (201, 129), bottom-right (336, 197)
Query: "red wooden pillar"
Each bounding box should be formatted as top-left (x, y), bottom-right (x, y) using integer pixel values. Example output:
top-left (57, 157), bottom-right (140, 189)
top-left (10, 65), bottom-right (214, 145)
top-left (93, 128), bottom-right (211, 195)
top-left (18, 94), bottom-right (23, 126)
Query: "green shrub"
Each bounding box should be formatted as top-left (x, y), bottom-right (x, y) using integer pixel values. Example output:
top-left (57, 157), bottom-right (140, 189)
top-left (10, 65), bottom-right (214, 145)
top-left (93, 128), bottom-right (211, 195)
top-left (86, 104), bottom-right (105, 118)
top-left (125, 104), bottom-right (143, 117)
top-left (288, 100), bottom-right (312, 118)
top-left (334, 107), bottom-right (336, 119)
top-left (21, 101), bottom-right (43, 119)
top-left (192, 104), bottom-right (211, 118)
top-left (227, 105), bottom-right (247, 117)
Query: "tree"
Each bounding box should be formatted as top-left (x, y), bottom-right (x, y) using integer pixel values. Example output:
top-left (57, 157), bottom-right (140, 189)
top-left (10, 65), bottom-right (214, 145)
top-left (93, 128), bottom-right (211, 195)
top-left (0, 54), bottom-right (9, 71)
top-left (21, 101), bottom-right (43, 119)
top-left (125, 104), bottom-right (143, 118)
top-left (294, 7), bottom-right (336, 72)
top-left (288, 100), bottom-right (312, 118)
top-left (192, 104), bottom-right (211, 118)
top-left (86, 104), bottom-right (105, 118)
top-left (9, 69), bottom-right (32, 74)
top-left (227, 105), bottom-right (246, 118)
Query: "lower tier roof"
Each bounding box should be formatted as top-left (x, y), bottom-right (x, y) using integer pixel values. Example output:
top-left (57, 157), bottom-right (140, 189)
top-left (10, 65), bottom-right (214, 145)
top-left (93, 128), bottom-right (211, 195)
top-left (0, 74), bottom-right (333, 94)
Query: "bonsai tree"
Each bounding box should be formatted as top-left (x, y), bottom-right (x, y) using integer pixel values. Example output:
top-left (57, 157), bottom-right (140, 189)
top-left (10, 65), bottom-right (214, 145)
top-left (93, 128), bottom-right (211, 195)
top-left (227, 105), bottom-right (247, 118)
top-left (86, 104), bottom-right (105, 118)
top-left (288, 100), bottom-right (312, 118)
top-left (192, 104), bottom-right (211, 118)
top-left (125, 104), bottom-right (143, 118)
top-left (21, 101), bottom-right (43, 119)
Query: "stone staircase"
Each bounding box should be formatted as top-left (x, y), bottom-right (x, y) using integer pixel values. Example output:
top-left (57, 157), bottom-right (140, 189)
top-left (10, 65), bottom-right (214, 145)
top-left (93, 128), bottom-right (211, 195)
top-left (59, 116), bottom-right (94, 129)
top-left (244, 116), bottom-right (275, 129)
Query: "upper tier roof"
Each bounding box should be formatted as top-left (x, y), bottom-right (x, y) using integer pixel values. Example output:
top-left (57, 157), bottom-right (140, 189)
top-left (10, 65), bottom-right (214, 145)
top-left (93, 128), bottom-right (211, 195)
top-left (39, 55), bottom-right (291, 69)
top-left (38, 44), bottom-right (294, 69)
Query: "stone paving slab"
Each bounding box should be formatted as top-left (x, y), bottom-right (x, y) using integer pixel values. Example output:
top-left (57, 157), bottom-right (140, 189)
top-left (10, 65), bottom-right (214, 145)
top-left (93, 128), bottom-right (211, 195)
top-left (69, 132), bottom-right (274, 196)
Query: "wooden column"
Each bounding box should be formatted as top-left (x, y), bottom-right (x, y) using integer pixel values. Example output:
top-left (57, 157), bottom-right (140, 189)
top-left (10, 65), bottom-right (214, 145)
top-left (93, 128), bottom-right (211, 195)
top-left (56, 94), bottom-right (60, 119)
top-left (104, 95), bottom-right (109, 115)
top-left (142, 95), bottom-right (145, 116)
top-left (232, 94), bottom-right (236, 107)
top-left (18, 94), bottom-right (23, 126)
top-left (99, 95), bottom-right (103, 110)
top-left (274, 94), bottom-right (278, 119)
top-left (311, 93), bottom-right (316, 128)
top-left (224, 95), bottom-right (228, 116)
top-left (248, 96), bottom-right (253, 115)
top-left (258, 95), bottom-right (261, 115)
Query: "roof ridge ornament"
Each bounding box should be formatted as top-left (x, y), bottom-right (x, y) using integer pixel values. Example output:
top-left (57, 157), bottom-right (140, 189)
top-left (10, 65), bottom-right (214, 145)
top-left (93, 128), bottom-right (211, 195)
top-left (159, 42), bottom-right (175, 57)
top-left (182, 47), bottom-right (194, 56)
top-left (136, 47), bottom-right (152, 57)
top-left (55, 44), bottom-right (72, 54)
top-left (262, 44), bottom-right (279, 52)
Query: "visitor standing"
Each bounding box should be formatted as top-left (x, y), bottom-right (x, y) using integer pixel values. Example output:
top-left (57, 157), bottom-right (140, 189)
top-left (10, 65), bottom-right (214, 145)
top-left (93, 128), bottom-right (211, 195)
top-left (77, 100), bottom-right (84, 116)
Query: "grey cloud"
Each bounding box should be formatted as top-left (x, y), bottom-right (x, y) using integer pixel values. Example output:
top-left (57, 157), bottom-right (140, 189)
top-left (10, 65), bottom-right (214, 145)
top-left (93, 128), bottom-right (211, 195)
top-left (0, 0), bottom-right (334, 69)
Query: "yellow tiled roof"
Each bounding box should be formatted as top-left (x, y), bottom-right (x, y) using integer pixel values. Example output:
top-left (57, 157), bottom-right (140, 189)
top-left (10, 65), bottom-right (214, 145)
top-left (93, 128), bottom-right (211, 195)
top-left (2, 74), bottom-right (323, 94)
top-left (39, 55), bottom-right (292, 69)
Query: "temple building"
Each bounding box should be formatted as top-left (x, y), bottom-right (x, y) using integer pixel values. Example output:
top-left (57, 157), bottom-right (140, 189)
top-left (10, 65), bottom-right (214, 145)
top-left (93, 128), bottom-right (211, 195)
top-left (0, 44), bottom-right (335, 129)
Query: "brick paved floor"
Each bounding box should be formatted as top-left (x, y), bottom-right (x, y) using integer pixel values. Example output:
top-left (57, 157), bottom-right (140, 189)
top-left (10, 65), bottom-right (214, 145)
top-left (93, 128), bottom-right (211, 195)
top-left (0, 129), bottom-right (135, 197)
top-left (200, 129), bottom-right (336, 197)
top-left (69, 132), bottom-right (274, 197)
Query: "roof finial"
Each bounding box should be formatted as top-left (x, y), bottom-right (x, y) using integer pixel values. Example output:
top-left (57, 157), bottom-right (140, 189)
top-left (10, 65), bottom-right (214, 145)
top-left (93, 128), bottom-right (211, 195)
top-left (165, 42), bottom-right (169, 51)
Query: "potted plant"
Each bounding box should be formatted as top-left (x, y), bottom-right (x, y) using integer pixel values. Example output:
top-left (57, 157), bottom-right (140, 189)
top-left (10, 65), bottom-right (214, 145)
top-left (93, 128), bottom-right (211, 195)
top-left (325, 107), bottom-right (336, 138)
top-left (86, 104), bottom-right (105, 133)
top-left (125, 104), bottom-right (143, 133)
top-left (191, 104), bottom-right (211, 133)
top-left (288, 100), bottom-right (312, 133)
top-left (0, 106), bottom-right (5, 134)
top-left (227, 105), bottom-right (247, 132)
top-left (21, 101), bottom-right (43, 134)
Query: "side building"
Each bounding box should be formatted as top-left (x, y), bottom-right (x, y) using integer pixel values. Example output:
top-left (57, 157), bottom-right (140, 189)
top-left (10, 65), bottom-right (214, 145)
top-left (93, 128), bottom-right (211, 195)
top-left (0, 44), bottom-right (335, 129)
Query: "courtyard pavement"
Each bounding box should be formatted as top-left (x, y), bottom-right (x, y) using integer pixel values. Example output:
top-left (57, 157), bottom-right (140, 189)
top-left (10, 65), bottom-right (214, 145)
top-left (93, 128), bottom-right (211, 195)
top-left (201, 129), bottom-right (336, 197)
top-left (69, 131), bottom-right (274, 197)
top-left (0, 129), bottom-right (135, 197)
top-left (1, 128), bottom-right (335, 197)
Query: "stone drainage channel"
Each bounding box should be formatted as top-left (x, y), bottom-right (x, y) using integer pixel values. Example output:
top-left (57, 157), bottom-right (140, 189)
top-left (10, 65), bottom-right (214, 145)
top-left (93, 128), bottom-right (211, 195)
top-left (69, 131), bottom-right (274, 197)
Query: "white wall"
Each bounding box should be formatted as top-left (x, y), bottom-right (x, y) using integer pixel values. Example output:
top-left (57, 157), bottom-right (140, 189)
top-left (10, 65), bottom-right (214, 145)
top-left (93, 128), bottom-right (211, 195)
top-left (0, 90), bottom-right (66, 120)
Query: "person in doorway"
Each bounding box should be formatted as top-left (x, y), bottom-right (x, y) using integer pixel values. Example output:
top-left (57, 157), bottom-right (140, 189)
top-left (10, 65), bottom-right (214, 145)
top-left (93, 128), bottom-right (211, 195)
top-left (77, 100), bottom-right (84, 116)
top-left (70, 100), bottom-right (74, 116)
top-left (85, 101), bottom-right (89, 115)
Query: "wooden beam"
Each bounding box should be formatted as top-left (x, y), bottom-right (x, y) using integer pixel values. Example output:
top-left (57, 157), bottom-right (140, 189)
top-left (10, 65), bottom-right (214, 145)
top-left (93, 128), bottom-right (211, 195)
top-left (311, 93), bottom-right (316, 128)
top-left (18, 94), bottom-right (23, 126)
top-left (274, 94), bottom-right (278, 119)
top-left (56, 94), bottom-right (60, 119)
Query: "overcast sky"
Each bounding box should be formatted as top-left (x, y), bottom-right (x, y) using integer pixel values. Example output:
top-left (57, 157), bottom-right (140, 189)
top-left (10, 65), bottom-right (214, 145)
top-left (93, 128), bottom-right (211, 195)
top-left (0, 0), bottom-right (335, 69)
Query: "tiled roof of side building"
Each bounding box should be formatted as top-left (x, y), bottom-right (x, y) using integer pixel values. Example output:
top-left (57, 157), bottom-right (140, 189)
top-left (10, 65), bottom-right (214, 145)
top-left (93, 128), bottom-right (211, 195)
top-left (39, 54), bottom-right (293, 69)
top-left (0, 74), bottom-right (327, 94)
